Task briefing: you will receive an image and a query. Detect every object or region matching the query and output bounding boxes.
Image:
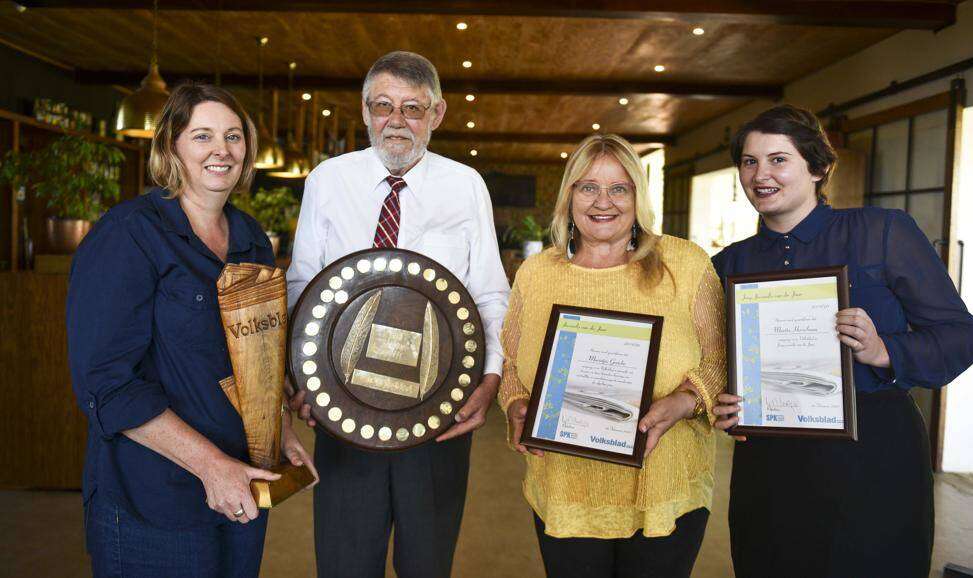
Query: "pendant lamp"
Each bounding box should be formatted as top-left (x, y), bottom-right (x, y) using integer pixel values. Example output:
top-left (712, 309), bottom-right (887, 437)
top-left (254, 37), bottom-right (284, 169)
top-left (115, 0), bottom-right (169, 138)
top-left (267, 61), bottom-right (311, 179)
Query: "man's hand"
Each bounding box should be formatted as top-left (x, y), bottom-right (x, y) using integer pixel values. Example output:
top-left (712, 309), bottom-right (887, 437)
top-left (436, 373), bottom-right (500, 442)
top-left (287, 389), bottom-right (317, 428)
top-left (506, 398), bottom-right (543, 457)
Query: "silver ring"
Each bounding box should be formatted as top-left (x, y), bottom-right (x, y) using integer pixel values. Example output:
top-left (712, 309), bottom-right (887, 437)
top-left (233, 508), bottom-right (245, 517)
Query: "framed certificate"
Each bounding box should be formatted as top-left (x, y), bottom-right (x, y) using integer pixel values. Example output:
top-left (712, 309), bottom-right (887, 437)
top-left (726, 266), bottom-right (857, 440)
top-left (520, 305), bottom-right (663, 467)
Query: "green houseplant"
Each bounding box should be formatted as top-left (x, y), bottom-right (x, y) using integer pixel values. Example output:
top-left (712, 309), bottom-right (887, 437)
top-left (233, 186), bottom-right (299, 256)
top-left (504, 214), bottom-right (548, 257)
top-left (0, 135), bottom-right (124, 254)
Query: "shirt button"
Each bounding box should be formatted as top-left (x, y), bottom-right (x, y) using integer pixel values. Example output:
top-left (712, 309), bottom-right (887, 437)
top-left (88, 401), bottom-right (95, 409)
top-left (196, 294), bottom-right (204, 302)
top-left (784, 260), bottom-right (791, 266)
top-left (783, 235), bottom-right (789, 239)
top-left (784, 245), bottom-right (791, 250)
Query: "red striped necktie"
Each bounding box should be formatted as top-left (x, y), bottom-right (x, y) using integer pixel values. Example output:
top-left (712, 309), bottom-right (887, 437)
top-left (373, 176), bottom-right (405, 248)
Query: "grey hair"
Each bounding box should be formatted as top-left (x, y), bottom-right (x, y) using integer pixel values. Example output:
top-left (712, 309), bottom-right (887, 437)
top-left (362, 51), bottom-right (442, 104)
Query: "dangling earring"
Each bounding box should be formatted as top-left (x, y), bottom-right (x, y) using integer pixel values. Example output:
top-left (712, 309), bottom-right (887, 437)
top-left (627, 224), bottom-right (638, 252)
top-left (567, 220), bottom-right (576, 259)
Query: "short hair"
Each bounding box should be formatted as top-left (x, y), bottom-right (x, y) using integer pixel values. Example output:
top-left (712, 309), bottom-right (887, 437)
top-left (362, 51), bottom-right (442, 104)
top-left (550, 133), bottom-right (665, 286)
top-left (149, 83), bottom-right (258, 197)
top-left (730, 105), bottom-right (837, 203)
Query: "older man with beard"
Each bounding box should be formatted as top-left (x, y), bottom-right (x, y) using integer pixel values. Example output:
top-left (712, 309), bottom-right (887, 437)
top-left (286, 51), bottom-right (509, 578)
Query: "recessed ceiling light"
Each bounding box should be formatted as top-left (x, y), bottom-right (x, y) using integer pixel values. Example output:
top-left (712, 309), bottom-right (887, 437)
top-left (289, 62), bottom-right (297, 70)
top-left (469, 149), bottom-right (478, 156)
top-left (654, 64), bottom-right (666, 72)
top-left (560, 152), bottom-right (568, 159)
top-left (592, 123), bottom-right (601, 131)
top-left (693, 27), bottom-right (705, 36)
top-left (618, 97), bottom-right (629, 106)
top-left (462, 60), bottom-right (472, 68)
top-left (14, 3), bottom-right (26, 12)
top-left (302, 93), bottom-right (312, 101)
top-left (322, 109), bottom-right (331, 117)
top-left (456, 22), bottom-right (468, 30)
top-left (259, 37), bottom-right (269, 45)
top-left (465, 94), bottom-right (476, 102)
top-left (467, 121), bottom-right (475, 129)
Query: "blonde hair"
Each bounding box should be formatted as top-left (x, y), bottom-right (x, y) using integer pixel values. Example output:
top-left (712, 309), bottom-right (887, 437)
top-left (550, 133), bottom-right (666, 286)
top-left (149, 83), bottom-right (258, 197)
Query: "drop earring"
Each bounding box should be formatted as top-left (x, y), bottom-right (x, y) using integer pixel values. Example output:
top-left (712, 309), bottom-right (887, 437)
top-left (628, 224), bottom-right (638, 251)
top-left (567, 220), bottom-right (576, 259)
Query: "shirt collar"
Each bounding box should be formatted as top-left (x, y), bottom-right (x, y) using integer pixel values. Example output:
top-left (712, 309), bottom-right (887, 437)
top-left (149, 187), bottom-right (270, 253)
top-left (365, 146), bottom-right (430, 197)
top-left (757, 203), bottom-right (833, 246)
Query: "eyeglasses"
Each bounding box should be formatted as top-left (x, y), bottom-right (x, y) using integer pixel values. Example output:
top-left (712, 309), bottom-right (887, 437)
top-left (573, 181), bottom-right (635, 200)
top-left (366, 100), bottom-right (431, 120)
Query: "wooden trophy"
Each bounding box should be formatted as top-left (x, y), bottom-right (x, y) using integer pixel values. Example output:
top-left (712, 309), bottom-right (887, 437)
top-left (217, 264), bottom-right (315, 508)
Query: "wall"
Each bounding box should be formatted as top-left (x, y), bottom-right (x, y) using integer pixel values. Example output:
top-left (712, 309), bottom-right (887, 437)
top-left (470, 161), bottom-right (564, 239)
top-left (0, 42), bottom-right (123, 126)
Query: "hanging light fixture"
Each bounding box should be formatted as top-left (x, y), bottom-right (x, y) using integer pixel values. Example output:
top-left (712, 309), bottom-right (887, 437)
top-left (115, 0), bottom-right (169, 138)
top-left (267, 61), bottom-right (310, 178)
top-left (254, 37), bottom-right (284, 169)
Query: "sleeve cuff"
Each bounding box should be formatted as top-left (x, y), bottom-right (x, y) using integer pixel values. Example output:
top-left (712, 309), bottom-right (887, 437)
top-left (686, 372), bottom-right (719, 427)
top-left (875, 334), bottom-right (903, 387)
top-left (90, 381), bottom-right (169, 439)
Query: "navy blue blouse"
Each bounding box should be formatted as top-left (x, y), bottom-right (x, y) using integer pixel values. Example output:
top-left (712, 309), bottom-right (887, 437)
top-left (67, 187), bottom-right (275, 528)
top-left (713, 203), bottom-right (973, 393)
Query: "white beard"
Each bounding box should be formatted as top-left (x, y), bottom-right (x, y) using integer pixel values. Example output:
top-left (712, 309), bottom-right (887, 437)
top-left (368, 125), bottom-right (431, 173)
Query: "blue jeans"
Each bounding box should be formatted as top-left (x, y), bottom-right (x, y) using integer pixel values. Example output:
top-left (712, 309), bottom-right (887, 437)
top-left (85, 492), bottom-right (268, 578)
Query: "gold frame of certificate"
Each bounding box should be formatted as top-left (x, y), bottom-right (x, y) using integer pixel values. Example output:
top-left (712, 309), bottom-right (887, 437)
top-left (725, 266), bottom-right (857, 440)
top-left (520, 305), bottom-right (664, 468)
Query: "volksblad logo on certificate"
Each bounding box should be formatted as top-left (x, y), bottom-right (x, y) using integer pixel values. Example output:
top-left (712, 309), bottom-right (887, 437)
top-left (520, 305), bottom-right (664, 468)
top-left (726, 266), bottom-right (857, 440)
top-left (288, 248), bottom-right (485, 450)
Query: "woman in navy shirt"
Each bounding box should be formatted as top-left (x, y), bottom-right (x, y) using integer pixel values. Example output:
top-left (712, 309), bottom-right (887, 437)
top-left (67, 84), bottom-right (315, 578)
top-left (712, 105), bottom-right (973, 578)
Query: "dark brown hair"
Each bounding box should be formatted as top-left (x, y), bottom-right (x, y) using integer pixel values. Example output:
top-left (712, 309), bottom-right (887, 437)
top-left (149, 83), bottom-right (258, 196)
top-left (730, 105), bottom-right (837, 203)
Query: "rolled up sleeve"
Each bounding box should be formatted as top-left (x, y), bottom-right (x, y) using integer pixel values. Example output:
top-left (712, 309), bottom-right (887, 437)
top-left (67, 215), bottom-right (168, 439)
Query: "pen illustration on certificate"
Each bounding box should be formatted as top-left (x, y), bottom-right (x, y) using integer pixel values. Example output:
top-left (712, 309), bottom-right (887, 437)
top-left (532, 314), bottom-right (653, 454)
top-left (735, 277), bottom-right (844, 429)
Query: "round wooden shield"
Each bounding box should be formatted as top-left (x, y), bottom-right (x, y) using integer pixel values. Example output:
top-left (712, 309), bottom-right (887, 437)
top-left (288, 248), bottom-right (486, 450)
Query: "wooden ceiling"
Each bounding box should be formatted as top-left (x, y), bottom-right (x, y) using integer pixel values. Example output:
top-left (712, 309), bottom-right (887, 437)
top-left (0, 1), bottom-right (960, 163)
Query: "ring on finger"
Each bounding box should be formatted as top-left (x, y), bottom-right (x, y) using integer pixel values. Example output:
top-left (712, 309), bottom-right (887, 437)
top-left (233, 508), bottom-right (245, 517)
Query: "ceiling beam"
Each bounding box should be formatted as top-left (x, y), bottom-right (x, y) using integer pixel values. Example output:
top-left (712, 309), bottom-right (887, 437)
top-left (18, 1), bottom-right (957, 30)
top-left (373, 130), bottom-right (674, 146)
top-left (75, 70), bottom-right (781, 99)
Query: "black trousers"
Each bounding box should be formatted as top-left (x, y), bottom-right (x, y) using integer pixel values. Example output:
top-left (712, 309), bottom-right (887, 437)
top-left (312, 429), bottom-right (472, 578)
top-left (532, 508), bottom-right (709, 578)
top-left (729, 389), bottom-right (934, 578)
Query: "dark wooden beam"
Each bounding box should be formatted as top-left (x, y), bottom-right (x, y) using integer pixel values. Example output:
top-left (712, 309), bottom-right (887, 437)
top-left (76, 70), bottom-right (780, 99)
top-left (19, 0), bottom-right (957, 30)
top-left (371, 130), bottom-right (674, 145)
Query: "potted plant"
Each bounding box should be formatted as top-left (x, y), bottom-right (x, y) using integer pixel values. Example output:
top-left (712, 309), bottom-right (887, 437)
top-left (234, 186), bottom-right (299, 256)
top-left (0, 135), bottom-right (124, 254)
top-left (504, 214), bottom-right (548, 258)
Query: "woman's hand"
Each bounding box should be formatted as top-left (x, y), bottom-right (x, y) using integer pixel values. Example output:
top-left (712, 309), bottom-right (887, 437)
top-left (197, 453), bottom-right (280, 523)
top-left (836, 308), bottom-right (890, 368)
top-left (638, 384), bottom-right (697, 457)
top-left (281, 413), bottom-right (319, 487)
top-left (713, 393), bottom-right (747, 442)
top-left (506, 399), bottom-right (543, 457)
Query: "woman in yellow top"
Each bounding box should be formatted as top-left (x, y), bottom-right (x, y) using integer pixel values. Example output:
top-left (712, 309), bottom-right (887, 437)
top-left (498, 134), bottom-right (726, 578)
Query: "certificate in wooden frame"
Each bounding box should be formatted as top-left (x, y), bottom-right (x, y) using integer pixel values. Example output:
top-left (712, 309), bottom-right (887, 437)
top-left (725, 266), bottom-right (857, 440)
top-left (520, 305), bottom-right (664, 468)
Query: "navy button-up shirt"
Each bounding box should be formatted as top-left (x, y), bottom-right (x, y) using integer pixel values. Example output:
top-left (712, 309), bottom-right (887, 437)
top-left (713, 203), bottom-right (973, 393)
top-left (67, 187), bottom-right (275, 528)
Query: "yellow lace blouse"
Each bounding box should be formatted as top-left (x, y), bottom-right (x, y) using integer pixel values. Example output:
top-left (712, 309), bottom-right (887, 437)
top-left (498, 237), bottom-right (726, 538)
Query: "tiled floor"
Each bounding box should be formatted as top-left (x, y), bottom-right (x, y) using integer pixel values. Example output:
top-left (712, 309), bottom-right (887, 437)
top-left (2, 410), bottom-right (971, 577)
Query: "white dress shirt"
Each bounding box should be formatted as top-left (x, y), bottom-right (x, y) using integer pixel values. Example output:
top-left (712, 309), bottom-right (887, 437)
top-left (287, 147), bottom-right (510, 376)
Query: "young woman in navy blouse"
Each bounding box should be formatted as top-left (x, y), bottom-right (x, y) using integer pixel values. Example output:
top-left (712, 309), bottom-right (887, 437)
top-left (711, 105), bottom-right (973, 578)
top-left (67, 84), bottom-right (315, 578)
